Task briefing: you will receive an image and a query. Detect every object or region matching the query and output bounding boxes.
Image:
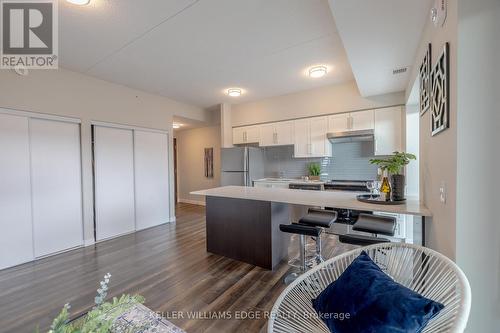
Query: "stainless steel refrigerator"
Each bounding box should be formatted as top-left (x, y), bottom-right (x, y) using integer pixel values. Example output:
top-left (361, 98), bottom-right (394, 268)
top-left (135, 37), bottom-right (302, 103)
top-left (221, 147), bottom-right (265, 186)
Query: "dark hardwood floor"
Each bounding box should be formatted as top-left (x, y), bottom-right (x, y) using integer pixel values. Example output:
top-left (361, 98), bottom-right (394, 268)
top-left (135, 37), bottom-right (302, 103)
top-left (0, 203), bottom-right (354, 333)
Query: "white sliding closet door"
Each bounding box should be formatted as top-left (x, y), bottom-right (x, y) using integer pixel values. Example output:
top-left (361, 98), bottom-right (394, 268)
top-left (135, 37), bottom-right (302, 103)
top-left (134, 130), bottom-right (170, 230)
top-left (0, 113), bottom-right (34, 269)
top-left (94, 126), bottom-right (136, 240)
top-left (30, 118), bottom-right (83, 257)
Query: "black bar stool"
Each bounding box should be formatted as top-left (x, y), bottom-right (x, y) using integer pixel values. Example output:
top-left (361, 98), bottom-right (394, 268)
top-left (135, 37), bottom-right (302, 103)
top-left (279, 209), bottom-right (337, 284)
top-left (299, 208), bottom-right (338, 264)
top-left (339, 213), bottom-right (396, 246)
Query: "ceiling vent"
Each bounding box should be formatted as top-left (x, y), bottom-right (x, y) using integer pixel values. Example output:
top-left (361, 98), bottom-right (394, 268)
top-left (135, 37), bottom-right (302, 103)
top-left (392, 67), bottom-right (408, 75)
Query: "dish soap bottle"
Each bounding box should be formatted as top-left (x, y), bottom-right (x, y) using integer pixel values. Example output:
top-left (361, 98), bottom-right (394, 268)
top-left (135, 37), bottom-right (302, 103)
top-left (380, 170), bottom-right (391, 201)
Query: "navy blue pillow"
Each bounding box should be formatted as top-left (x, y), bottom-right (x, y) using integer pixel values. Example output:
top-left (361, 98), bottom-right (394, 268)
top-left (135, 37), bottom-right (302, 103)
top-left (312, 251), bottom-right (444, 333)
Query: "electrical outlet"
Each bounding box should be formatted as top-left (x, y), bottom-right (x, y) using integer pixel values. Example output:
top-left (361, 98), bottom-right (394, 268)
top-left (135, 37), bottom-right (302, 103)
top-left (440, 181), bottom-right (446, 203)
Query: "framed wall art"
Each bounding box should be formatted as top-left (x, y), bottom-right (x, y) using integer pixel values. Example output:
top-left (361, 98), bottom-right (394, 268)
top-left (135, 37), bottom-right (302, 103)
top-left (419, 43), bottom-right (431, 116)
top-left (431, 42), bottom-right (450, 136)
top-left (204, 147), bottom-right (214, 178)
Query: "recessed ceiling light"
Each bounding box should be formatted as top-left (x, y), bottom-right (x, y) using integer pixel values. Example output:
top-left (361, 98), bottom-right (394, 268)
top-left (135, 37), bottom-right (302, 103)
top-left (309, 66), bottom-right (328, 78)
top-left (173, 123), bottom-right (182, 129)
top-left (227, 88), bottom-right (242, 97)
top-left (66, 0), bottom-right (90, 5)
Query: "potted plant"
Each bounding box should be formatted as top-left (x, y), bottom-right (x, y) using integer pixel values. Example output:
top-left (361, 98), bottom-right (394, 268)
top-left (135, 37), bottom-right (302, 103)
top-left (308, 162), bottom-right (321, 181)
top-left (369, 152), bottom-right (416, 201)
top-left (37, 273), bottom-right (146, 333)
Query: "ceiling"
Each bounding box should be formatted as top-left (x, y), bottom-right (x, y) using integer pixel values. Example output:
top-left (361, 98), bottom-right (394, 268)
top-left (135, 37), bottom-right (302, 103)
top-left (328, 0), bottom-right (433, 97)
top-left (59, 0), bottom-right (354, 108)
top-left (172, 115), bottom-right (207, 132)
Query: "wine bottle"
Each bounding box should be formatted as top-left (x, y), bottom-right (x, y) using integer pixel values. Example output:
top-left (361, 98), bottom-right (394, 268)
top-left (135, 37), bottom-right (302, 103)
top-left (380, 170), bottom-right (391, 201)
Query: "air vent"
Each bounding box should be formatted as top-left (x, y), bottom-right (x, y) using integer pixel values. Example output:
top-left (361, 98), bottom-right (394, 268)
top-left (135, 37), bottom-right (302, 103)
top-left (393, 67), bottom-right (408, 75)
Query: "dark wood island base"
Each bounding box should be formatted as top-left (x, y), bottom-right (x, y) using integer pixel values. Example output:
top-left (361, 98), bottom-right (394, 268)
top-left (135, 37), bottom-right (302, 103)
top-left (205, 196), bottom-right (290, 270)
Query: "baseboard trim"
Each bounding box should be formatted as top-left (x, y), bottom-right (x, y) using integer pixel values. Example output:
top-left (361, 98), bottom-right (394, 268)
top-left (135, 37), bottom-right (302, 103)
top-left (178, 198), bottom-right (206, 206)
top-left (84, 239), bottom-right (95, 247)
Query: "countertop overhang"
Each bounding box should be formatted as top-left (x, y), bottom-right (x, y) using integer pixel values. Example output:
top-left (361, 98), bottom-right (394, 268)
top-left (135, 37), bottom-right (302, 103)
top-left (191, 186), bottom-right (432, 217)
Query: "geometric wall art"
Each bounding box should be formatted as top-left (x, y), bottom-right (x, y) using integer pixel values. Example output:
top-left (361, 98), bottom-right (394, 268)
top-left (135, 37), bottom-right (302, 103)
top-left (431, 42), bottom-right (450, 136)
top-left (419, 43), bottom-right (432, 116)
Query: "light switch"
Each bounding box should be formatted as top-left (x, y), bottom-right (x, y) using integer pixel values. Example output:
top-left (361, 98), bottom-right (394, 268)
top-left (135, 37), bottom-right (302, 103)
top-left (440, 181), bottom-right (446, 203)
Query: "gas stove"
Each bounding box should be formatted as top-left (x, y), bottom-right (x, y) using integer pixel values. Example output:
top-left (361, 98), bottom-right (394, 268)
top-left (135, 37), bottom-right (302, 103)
top-left (324, 180), bottom-right (371, 192)
top-left (323, 180), bottom-right (373, 225)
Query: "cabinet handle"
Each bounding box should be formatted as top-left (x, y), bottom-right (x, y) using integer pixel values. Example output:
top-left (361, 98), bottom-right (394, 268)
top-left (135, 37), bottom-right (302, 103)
top-left (349, 116), bottom-right (354, 129)
top-left (274, 132), bottom-right (278, 144)
top-left (244, 131), bottom-right (247, 142)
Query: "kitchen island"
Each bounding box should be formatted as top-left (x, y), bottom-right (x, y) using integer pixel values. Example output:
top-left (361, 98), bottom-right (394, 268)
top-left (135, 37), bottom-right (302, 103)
top-left (191, 186), bottom-right (432, 270)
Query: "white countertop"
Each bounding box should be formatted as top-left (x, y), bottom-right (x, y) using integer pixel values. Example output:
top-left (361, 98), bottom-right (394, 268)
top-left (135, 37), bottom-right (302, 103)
top-left (191, 186), bottom-right (432, 217)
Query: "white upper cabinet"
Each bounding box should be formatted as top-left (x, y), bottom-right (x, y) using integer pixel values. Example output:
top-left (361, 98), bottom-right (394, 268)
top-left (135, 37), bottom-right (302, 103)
top-left (275, 121), bottom-right (294, 145)
top-left (328, 114), bottom-right (350, 133)
top-left (328, 110), bottom-right (374, 133)
top-left (351, 110), bottom-right (374, 131)
top-left (233, 125), bottom-right (260, 144)
top-left (233, 127), bottom-right (246, 144)
top-left (294, 116), bottom-right (330, 158)
top-left (259, 121), bottom-right (294, 147)
top-left (293, 119), bottom-right (310, 157)
top-left (259, 123), bottom-right (275, 146)
top-left (374, 106), bottom-right (403, 156)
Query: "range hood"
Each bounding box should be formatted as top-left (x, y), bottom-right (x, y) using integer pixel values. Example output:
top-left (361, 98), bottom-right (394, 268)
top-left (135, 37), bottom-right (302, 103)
top-left (327, 129), bottom-right (374, 144)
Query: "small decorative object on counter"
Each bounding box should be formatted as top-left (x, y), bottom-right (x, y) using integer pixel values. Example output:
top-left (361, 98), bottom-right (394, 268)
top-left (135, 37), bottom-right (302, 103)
top-left (380, 170), bottom-right (392, 201)
top-left (370, 152), bottom-right (416, 201)
top-left (308, 162), bottom-right (321, 181)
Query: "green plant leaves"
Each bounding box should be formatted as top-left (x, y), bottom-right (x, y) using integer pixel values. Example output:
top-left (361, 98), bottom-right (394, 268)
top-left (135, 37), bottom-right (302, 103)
top-left (369, 151), bottom-right (416, 175)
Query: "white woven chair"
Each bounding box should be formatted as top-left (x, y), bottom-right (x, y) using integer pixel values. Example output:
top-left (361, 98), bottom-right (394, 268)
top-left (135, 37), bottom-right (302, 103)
top-left (268, 243), bottom-right (471, 333)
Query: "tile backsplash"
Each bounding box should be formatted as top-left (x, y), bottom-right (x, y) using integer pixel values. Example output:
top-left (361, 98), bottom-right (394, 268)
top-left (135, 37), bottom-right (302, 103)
top-left (263, 141), bottom-right (378, 181)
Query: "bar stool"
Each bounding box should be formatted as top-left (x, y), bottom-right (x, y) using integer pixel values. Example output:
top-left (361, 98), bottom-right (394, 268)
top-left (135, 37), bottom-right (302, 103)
top-left (279, 209), bottom-right (337, 284)
top-left (339, 213), bottom-right (396, 246)
top-left (298, 208), bottom-right (338, 264)
top-left (279, 223), bottom-right (322, 284)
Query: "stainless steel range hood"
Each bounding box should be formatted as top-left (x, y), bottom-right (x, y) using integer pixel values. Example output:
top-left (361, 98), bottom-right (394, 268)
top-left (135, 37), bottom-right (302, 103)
top-left (327, 129), bottom-right (374, 144)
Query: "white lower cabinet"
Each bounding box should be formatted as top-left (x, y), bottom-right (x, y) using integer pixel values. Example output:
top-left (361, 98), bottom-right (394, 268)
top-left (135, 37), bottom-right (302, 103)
top-left (253, 181), bottom-right (290, 189)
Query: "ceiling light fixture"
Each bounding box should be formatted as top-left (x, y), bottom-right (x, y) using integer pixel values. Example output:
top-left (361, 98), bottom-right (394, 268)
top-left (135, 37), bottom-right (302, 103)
top-left (309, 66), bottom-right (328, 78)
top-left (66, 0), bottom-right (91, 5)
top-left (173, 123), bottom-right (182, 129)
top-left (227, 88), bottom-right (242, 97)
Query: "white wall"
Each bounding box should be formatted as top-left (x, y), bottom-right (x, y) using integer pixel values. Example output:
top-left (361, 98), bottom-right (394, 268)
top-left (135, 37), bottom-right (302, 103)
top-left (456, 0), bottom-right (500, 331)
top-left (405, 104), bottom-right (420, 197)
top-left (0, 68), bottom-right (205, 244)
top-left (231, 81), bottom-right (405, 126)
top-left (405, 0), bottom-right (458, 260)
top-left (176, 126), bottom-right (221, 205)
